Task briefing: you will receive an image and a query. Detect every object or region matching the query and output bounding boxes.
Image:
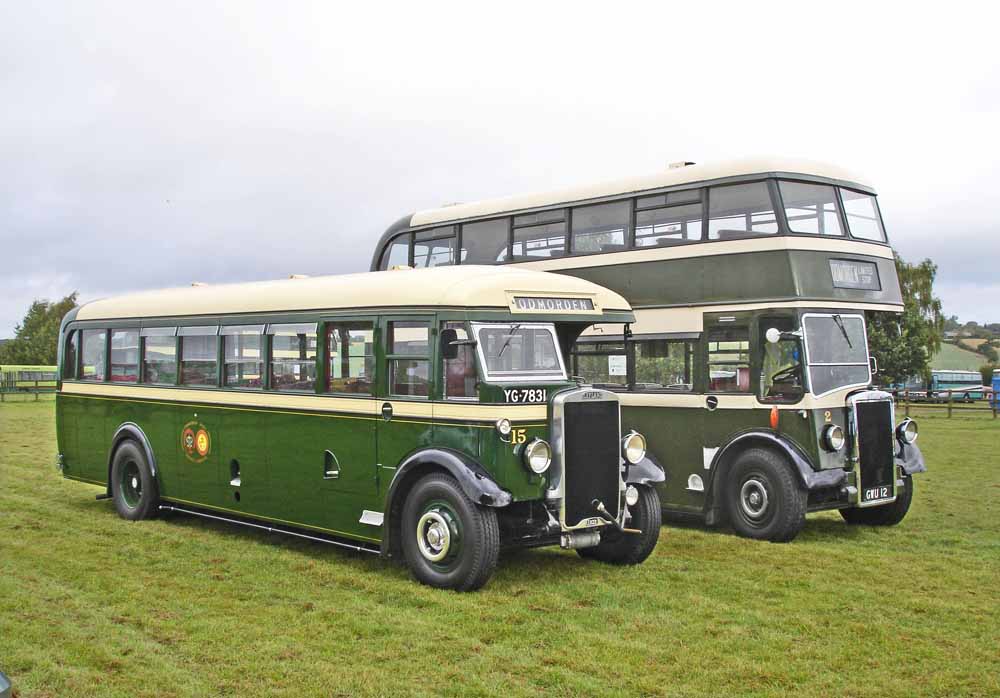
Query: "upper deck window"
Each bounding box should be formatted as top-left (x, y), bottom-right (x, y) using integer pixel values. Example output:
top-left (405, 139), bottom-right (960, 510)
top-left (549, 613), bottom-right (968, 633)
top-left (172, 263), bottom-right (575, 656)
top-left (707, 182), bottom-right (778, 240)
top-left (511, 210), bottom-right (566, 260)
top-left (381, 235), bottom-right (410, 269)
top-left (461, 218), bottom-right (510, 264)
top-left (779, 181), bottom-right (843, 236)
top-left (413, 226), bottom-right (457, 268)
top-left (571, 201), bottom-right (629, 254)
top-left (840, 189), bottom-right (886, 242)
top-left (635, 194), bottom-right (704, 248)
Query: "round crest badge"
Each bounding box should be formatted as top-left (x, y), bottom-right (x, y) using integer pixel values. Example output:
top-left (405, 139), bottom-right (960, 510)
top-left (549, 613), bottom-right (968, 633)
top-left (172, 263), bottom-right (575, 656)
top-left (181, 421), bottom-right (212, 463)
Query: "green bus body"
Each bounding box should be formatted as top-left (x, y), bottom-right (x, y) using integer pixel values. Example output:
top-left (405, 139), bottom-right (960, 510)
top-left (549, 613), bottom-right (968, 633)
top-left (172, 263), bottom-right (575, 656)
top-left (56, 267), bottom-right (663, 587)
top-left (369, 159), bottom-right (927, 539)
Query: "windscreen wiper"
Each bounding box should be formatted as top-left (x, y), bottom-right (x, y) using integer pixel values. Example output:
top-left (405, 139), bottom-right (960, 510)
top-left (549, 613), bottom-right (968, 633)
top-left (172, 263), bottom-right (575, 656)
top-left (497, 323), bottom-right (522, 358)
top-left (832, 314), bottom-right (853, 348)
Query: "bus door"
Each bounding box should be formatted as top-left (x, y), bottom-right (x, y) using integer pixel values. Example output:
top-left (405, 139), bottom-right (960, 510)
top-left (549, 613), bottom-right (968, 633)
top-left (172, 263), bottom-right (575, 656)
top-left (702, 316), bottom-right (758, 502)
top-left (625, 336), bottom-right (705, 514)
top-left (376, 316), bottom-right (435, 496)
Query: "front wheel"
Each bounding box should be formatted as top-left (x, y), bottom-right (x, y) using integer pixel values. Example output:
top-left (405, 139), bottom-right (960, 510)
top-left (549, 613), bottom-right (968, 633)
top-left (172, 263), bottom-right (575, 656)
top-left (577, 485), bottom-right (662, 565)
top-left (724, 448), bottom-right (806, 542)
top-left (110, 440), bottom-right (159, 521)
top-left (401, 473), bottom-right (499, 591)
top-left (841, 475), bottom-right (913, 526)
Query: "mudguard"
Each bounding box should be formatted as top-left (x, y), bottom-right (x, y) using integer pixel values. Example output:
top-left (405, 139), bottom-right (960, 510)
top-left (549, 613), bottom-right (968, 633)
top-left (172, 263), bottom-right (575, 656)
top-left (106, 423), bottom-right (159, 491)
top-left (711, 431), bottom-right (847, 491)
top-left (895, 440), bottom-right (926, 475)
top-left (380, 447), bottom-right (512, 557)
top-left (626, 454), bottom-right (666, 486)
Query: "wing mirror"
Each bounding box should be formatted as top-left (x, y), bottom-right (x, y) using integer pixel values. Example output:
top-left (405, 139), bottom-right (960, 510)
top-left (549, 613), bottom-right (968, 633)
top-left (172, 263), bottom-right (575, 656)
top-left (440, 328), bottom-right (476, 360)
top-left (765, 327), bottom-right (802, 344)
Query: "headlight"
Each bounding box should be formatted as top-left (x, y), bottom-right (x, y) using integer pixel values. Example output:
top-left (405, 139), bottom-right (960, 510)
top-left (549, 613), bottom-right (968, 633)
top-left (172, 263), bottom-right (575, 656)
top-left (822, 424), bottom-right (845, 452)
top-left (523, 438), bottom-right (551, 474)
top-left (896, 418), bottom-right (918, 444)
top-left (622, 431), bottom-right (646, 465)
top-left (495, 418), bottom-right (512, 438)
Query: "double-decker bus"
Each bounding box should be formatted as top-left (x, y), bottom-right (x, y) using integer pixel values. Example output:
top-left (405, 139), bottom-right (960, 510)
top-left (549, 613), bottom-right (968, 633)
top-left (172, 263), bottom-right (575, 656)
top-left (370, 157), bottom-right (927, 542)
top-left (0, 364), bottom-right (58, 391)
top-left (56, 266), bottom-right (664, 590)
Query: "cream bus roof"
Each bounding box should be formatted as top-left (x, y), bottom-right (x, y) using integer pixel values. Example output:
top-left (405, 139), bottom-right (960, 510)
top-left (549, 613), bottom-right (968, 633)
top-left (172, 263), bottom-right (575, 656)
top-left (75, 266), bottom-right (632, 321)
top-left (411, 156), bottom-right (872, 227)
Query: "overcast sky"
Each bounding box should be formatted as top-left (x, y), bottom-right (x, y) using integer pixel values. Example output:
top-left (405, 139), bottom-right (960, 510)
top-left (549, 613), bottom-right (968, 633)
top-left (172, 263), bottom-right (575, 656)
top-left (2, 1), bottom-right (998, 336)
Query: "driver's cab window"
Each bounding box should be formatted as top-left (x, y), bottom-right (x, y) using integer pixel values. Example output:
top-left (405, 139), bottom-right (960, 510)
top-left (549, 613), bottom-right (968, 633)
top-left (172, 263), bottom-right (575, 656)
top-left (707, 325), bottom-right (750, 393)
top-left (442, 321), bottom-right (478, 400)
top-left (759, 317), bottom-right (804, 403)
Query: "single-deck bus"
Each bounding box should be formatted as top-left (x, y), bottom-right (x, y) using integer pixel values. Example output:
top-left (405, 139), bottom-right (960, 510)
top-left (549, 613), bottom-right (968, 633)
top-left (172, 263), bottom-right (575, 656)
top-left (370, 158), bottom-right (926, 542)
top-left (56, 266), bottom-right (664, 590)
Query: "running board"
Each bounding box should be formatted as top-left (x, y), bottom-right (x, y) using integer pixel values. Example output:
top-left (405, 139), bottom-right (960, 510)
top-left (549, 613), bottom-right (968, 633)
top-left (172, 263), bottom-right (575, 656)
top-left (158, 505), bottom-right (379, 555)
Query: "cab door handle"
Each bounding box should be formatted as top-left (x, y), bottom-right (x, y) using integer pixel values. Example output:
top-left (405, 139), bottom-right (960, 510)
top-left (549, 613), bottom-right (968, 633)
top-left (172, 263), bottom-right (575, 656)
top-left (381, 402), bottom-right (393, 422)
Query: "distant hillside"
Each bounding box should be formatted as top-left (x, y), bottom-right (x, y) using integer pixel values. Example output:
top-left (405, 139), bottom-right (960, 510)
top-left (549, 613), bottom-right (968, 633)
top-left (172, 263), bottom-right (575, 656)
top-left (932, 343), bottom-right (986, 371)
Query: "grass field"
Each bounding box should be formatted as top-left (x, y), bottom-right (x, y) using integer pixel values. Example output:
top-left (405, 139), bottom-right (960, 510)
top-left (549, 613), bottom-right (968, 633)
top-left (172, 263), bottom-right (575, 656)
top-left (1, 401), bottom-right (998, 698)
top-left (931, 342), bottom-right (988, 372)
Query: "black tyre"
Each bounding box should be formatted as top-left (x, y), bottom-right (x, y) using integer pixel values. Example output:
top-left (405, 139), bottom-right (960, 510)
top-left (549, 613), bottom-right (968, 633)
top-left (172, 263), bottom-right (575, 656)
top-left (841, 475), bottom-right (913, 526)
top-left (401, 473), bottom-right (499, 591)
top-left (110, 440), bottom-right (159, 521)
top-left (724, 448), bottom-right (806, 542)
top-left (577, 485), bottom-right (662, 565)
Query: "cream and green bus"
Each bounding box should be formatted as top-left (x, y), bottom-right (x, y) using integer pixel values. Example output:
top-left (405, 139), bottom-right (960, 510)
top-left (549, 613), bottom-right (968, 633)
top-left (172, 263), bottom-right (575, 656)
top-left (56, 266), bottom-right (664, 590)
top-left (370, 158), bottom-right (926, 542)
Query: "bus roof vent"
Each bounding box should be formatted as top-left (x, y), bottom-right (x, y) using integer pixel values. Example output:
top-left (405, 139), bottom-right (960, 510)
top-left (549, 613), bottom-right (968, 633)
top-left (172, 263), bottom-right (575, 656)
top-left (440, 202), bottom-right (463, 207)
top-left (669, 161), bottom-right (696, 169)
top-left (190, 282), bottom-right (208, 287)
top-left (288, 274), bottom-right (310, 279)
top-left (389, 265), bottom-right (413, 271)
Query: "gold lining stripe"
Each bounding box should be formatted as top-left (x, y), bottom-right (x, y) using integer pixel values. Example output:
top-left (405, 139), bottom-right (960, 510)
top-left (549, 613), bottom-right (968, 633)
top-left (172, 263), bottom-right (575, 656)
top-left (161, 496), bottom-right (381, 543)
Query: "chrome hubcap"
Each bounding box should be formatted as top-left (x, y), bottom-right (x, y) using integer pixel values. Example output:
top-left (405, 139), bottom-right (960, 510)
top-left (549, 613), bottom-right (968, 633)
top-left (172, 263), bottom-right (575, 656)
top-left (417, 510), bottom-right (452, 562)
top-left (131, 476), bottom-right (139, 490)
top-left (740, 478), bottom-right (769, 519)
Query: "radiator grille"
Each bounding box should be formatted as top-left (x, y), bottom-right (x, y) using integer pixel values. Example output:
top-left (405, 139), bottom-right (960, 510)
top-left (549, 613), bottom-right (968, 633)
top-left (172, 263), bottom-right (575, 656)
top-left (856, 400), bottom-right (894, 502)
top-left (563, 400), bottom-right (620, 527)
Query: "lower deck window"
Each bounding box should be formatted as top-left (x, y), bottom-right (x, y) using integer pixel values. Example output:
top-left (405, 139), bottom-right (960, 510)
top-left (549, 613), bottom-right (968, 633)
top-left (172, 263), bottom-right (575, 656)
top-left (442, 322), bottom-right (478, 399)
top-left (142, 327), bottom-right (177, 385)
top-left (327, 322), bottom-right (374, 394)
top-left (707, 326), bottom-right (751, 392)
top-left (80, 329), bottom-right (107, 381)
top-left (223, 326), bottom-right (264, 389)
top-left (388, 321), bottom-right (430, 397)
top-left (572, 342), bottom-right (627, 388)
top-left (179, 327), bottom-right (219, 386)
top-left (110, 329), bottom-right (139, 383)
top-left (634, 340), bottom-right (693, 391)
top-left (270, 323), bottom-right (317, 391)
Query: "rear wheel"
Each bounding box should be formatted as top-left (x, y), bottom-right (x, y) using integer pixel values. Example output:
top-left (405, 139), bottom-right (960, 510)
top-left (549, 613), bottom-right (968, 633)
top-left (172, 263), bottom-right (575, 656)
top-left (577, 485), bottom-right (662, 564)
top-left (401, 473), bottom-right (499, 591)
top-left (110, 440), bottom-right (159, 521)
top-left (841, 475), bottom-right (913, 526)
top-left (724, 448), bottom-right (806, 542)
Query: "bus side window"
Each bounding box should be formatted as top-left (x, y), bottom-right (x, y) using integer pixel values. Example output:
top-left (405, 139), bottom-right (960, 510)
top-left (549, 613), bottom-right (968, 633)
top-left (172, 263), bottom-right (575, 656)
top-left (269, 324), bottom-right (318, 392)
top-left (571, 340), bottom-right (627, 389)
top-left (110, 329), bottom-right (140, 383)
top-left (707, 327), bottom-right (751, 393)
top-left (441, 321), bottom-right (478, 400)
top-left (80, 329), bottom-right (107, 382)
top-left (327, 321), bottom-right (375, 394)
top-left (633, 339), bottom-right (694, 392)
top-left (388, 321), bottom-right (430, 398)
top-left (64, 330), bottom-right (79, 379)
top-left (179, 326), bottom-right (219, 387)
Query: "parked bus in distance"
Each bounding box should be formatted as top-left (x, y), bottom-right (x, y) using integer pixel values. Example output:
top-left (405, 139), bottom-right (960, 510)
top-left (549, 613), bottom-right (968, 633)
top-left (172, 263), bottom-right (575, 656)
top-left (928, 370), bottom-right (984, 402)
top-left (370, 157), bottom-right (927, 541)
top-left (0, 364), bottom-right (58, 391)
top-left (56, 266), bottom-right (664, 590)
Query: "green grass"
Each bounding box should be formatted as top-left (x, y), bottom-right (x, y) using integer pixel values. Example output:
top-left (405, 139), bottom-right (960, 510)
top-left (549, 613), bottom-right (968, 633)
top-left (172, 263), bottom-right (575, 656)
top-left (931, 342), bottom-right (987, 371)
top-left (1, 403), bottom-right (998, 698)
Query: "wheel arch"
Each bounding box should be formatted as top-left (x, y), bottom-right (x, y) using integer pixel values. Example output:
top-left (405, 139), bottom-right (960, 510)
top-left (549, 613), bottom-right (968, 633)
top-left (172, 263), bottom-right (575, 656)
top-left (106, 422), bottom-right (158, 495)
top-left (380, 448), bottom-right (511, 558)
top-left (704, 430), bottom-right (845, 519)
